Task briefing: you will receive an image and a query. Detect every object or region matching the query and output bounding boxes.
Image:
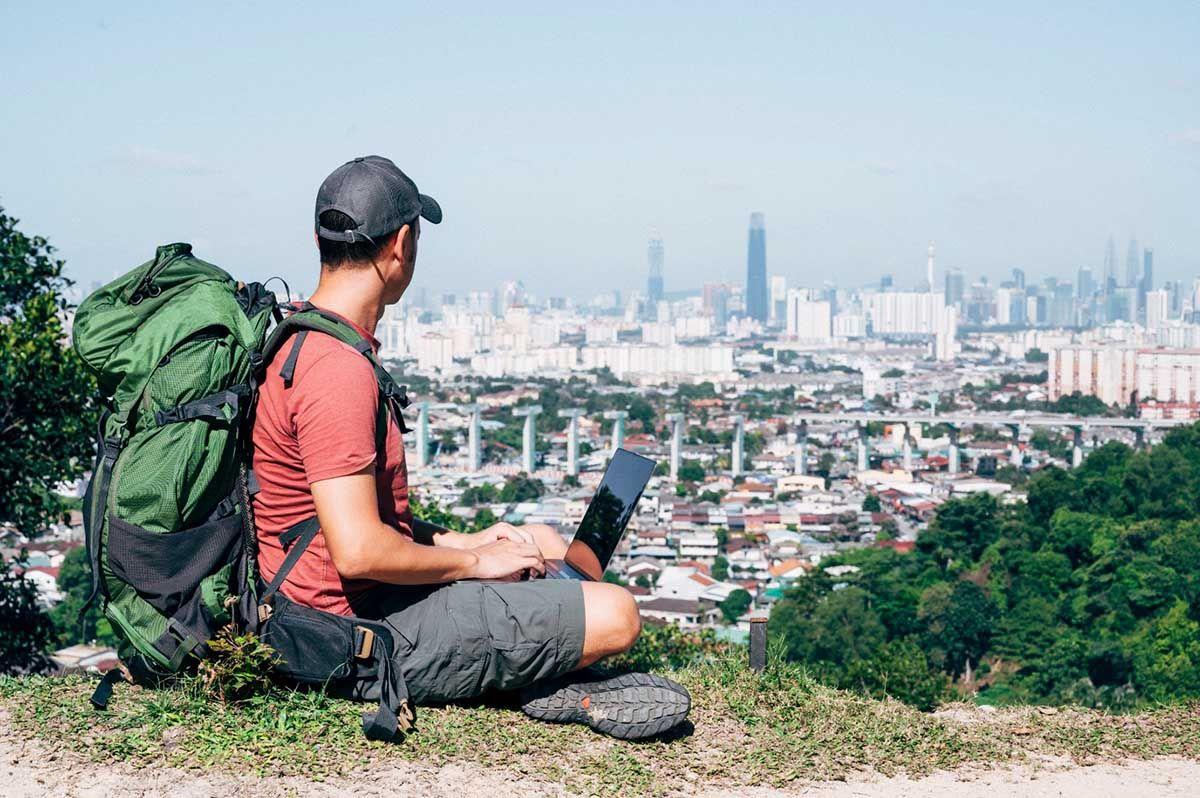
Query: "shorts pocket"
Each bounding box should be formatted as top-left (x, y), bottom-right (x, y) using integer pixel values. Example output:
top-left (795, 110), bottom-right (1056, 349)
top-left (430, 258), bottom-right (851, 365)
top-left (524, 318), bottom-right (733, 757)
top-left (106, 513), bottom-right (241, 618)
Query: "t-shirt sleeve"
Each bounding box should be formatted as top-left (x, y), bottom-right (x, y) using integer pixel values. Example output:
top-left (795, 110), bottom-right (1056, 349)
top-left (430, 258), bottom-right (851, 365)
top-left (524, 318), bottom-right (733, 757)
top-left (291, 348), bottom-right (380, 484)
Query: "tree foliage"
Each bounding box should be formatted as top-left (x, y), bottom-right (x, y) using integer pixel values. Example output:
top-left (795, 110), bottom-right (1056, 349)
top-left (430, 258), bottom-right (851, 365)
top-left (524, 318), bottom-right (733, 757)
top-left (0, 554), bottom-right (55, 674)
top-left (770, 422), bottom-right (1200, 710)
top-left (718, 588), bottom-right (752, 623)
top-left (0, 206), bottom-right (96, 535)
top-left (500, 473), bottom-right (544, 503)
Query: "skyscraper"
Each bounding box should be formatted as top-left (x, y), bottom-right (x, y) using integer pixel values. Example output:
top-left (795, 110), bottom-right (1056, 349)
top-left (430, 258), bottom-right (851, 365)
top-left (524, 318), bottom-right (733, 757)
top-left (1139, 248), bottom-right (1153, 323)
top-left (1077, 267), bottom-right (1095, 300)
top-left (646, 232), bottom-right (664, 306)
top-left (944, 268), bottom-right (965, 307)
top-left (1125, 238), bottom-right (1141, 288)
top-left (745, 213), bottom-right (768, 323)
top-left (1012, 268), bottom-right (1026, 289)
top-left (1103, 236), bottom-right (1118, 295)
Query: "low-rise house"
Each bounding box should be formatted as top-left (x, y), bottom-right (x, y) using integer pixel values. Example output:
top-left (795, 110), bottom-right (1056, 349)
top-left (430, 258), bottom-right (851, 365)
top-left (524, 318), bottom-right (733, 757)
top-left (638, 598), bottom-right (717, 629)
top-left (676, 531), bottom-right (719, 560)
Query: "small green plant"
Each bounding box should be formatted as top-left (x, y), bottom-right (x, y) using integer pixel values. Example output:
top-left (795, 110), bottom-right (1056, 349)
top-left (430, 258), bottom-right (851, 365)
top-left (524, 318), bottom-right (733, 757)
top-left (196, 626), bottom-right (280, 705)
top-left (608, 621), bottom-right (731, 672)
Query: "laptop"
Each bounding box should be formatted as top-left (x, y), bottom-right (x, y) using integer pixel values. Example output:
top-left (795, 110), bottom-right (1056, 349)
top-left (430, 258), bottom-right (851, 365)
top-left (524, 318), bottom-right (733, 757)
top-left (542, 448), bottom-right (657, 581)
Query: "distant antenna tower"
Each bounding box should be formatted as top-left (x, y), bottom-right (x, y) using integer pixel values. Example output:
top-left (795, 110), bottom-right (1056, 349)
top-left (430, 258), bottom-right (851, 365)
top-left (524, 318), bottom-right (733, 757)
top-left (926, 242), bottom-right (935, 293)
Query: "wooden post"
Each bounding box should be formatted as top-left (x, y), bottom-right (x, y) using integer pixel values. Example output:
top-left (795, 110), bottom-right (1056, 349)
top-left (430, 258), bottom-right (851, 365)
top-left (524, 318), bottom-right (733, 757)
top-left (749, 617), bottom-right (768, 673)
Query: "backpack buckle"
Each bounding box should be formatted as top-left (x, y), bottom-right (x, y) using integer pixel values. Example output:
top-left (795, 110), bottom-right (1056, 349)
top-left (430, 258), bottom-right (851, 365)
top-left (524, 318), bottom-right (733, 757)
top-left (257, 603), bottom-right (273, 624)
top-left (354, 626), bottom-right (376, 660)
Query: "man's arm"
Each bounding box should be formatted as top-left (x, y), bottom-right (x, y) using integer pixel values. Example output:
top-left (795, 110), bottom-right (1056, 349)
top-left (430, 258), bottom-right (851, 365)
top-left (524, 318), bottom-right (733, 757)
top-left (311, 468), bottom-right (545, 583)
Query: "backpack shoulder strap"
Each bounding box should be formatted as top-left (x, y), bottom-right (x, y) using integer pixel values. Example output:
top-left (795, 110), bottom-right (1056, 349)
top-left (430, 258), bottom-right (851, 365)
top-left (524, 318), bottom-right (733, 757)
top-left (260, 304), bottom-right (410, 433)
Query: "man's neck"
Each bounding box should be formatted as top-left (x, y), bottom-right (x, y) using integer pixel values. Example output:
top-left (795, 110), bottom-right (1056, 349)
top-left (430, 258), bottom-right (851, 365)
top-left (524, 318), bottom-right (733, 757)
top-left (308, 278), bottom-right (385, 336)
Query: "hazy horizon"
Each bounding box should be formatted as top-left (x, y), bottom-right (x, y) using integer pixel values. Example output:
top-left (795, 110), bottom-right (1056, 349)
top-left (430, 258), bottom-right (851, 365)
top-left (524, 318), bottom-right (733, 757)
top-left (2, 2), bottom-right (1198, 300)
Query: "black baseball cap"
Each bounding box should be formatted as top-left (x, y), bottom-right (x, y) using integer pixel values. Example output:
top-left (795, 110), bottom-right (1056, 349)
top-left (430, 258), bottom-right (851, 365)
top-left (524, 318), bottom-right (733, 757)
top-left (314, 155), bottom-right (442, 243)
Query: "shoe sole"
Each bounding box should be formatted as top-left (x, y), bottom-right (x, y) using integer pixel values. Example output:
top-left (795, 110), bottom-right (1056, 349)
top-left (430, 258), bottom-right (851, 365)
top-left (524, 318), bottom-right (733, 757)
top-left (521, 672), bottom-right (691, 740)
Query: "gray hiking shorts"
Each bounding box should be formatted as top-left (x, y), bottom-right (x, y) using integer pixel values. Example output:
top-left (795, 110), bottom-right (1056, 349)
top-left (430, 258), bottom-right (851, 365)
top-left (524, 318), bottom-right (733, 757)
top-left (352, 579), bottom-right (586, 705)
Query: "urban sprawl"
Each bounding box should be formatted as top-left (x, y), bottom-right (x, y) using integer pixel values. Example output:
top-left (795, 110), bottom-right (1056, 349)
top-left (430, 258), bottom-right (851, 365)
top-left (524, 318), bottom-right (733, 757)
top-left (15, 216), bottom-right (1200, 668)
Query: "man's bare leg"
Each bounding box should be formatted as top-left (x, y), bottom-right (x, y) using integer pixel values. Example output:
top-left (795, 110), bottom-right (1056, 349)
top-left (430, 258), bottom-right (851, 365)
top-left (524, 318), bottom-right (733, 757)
top-left (518, 580), bottom-right (688, 738)
top-left (520, 523), bottom-right (639, 666)
top-left (578, 581), bottom-right (641, 667)
top-left (522, 523), bottom-right (569, 559)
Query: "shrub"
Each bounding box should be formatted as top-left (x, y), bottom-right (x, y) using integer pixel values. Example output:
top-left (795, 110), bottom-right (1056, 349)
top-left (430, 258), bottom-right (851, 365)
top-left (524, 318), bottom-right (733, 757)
top-left (196, 627), bottom-right (280, 705)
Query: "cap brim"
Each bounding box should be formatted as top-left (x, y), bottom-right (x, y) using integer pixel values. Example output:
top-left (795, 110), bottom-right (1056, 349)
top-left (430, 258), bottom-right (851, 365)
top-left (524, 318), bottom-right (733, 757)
top-left (419, 194), bottom-right (443, 224)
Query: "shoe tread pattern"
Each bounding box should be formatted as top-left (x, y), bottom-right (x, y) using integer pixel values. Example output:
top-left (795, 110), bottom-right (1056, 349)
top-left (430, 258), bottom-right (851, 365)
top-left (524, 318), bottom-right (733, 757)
top-left (521, 672), bottom-right (690, 739)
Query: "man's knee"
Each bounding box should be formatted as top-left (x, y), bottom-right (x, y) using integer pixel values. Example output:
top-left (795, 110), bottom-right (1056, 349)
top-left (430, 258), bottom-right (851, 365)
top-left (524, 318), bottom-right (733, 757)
top-left (585, 582), bottom-right (641, 653)
top-left (525, 523), bottom-right (568, 558)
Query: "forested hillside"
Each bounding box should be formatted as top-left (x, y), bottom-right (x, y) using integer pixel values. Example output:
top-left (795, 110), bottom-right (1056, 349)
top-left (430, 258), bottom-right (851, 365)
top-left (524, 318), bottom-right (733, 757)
top-left (772, 424), bottom-right (1200, 710)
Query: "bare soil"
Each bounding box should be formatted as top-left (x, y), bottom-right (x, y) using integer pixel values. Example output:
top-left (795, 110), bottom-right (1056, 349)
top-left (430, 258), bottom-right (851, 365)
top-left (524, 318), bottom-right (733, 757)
top-left (4, 718), bottom-right (1197, 798)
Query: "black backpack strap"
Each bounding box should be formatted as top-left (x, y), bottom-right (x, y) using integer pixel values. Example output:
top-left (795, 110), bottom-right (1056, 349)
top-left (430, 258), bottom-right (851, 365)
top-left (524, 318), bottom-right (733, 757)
top-left (260, 516), bottom-right (321, 605)
top-left (153, 385), bottom-right (251, 426)
top-left (279, 330), bottom-right (308, 387)
top-left (89, 667), bottom-right (126, 711)
top-left (360, 625), bottom-right (414, 740)
top-left (80, 409), bottom-right (122, 616)
top-left (262, 306), bottom-right (411, 439)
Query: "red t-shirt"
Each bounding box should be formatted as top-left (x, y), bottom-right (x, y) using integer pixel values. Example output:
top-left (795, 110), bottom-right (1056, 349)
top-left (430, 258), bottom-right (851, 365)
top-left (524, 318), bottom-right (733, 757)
top-left (252, 308), bottom-right (412, 616)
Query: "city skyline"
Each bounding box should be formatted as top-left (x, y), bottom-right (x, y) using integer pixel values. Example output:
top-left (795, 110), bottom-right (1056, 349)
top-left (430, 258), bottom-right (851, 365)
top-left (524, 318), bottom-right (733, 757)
top-left (2, 3), bottom-right (1198, 298)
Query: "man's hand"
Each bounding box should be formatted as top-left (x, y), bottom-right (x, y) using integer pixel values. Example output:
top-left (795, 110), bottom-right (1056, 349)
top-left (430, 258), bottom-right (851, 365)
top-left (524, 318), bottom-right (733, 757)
top-left (467, 539), bottom-right (546, 581)
top-left (434, 522), bottom-right (534, 550)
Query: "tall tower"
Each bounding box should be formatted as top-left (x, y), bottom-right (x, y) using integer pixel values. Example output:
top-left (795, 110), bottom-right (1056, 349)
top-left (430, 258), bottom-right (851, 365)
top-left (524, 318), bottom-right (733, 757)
top-left (926, 242), bottom-right (935, 292)
top-left (745, 213), bottom-right (767, 323)
top-left (1103, 236), bottom-right (1118, 295)
top-left (646, 232), bottom-right (664, 306)
top-left (1125, 238), bottom-right (1141, 288)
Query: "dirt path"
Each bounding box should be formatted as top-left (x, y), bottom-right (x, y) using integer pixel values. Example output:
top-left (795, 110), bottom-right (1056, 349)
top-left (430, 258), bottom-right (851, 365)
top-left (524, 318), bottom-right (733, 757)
top-left (4, 722), bottom-right (1198, 798)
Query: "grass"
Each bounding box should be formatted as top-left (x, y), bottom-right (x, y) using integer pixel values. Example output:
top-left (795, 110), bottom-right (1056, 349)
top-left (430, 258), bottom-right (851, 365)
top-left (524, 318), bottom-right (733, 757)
top-left (2, 656), bottom-right (1198, 797)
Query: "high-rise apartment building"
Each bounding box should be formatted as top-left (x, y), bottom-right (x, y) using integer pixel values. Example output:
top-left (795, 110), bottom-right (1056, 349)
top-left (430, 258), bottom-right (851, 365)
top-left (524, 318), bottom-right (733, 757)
top-left (785, 289), bottom-right (832, 342)
top-left (1137, 349), bottom-right (1200, 405)
top-left (1146, 289), bottom-right (1170, 330)
top-left (1049, 345), bottom-right (1138, 405)
top-left (769, 275), bottom-right (787, 327)
top-left (745, 213), bottom-right (768, 322)
top-left (944, 269), bottom-right (965, 307)
top-left (995, 287), bottom-right (1012, 325)
top-left (703, 283), bottom-right (731, 327)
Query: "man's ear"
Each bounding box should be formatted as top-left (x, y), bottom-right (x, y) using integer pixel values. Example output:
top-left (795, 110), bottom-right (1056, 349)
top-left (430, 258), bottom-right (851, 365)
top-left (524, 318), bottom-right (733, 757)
top-left (393, 224), bottom-right (412, 263)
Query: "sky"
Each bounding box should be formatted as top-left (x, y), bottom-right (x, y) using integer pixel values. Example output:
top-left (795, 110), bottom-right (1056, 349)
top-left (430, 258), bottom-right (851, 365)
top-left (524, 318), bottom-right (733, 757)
top-left (1, 2), bottom-right (1198, 301)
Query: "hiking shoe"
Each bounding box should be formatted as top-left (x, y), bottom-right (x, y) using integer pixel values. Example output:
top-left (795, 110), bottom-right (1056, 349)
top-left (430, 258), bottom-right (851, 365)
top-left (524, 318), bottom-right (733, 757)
top-left (519, 671), bottom-right (690, 740)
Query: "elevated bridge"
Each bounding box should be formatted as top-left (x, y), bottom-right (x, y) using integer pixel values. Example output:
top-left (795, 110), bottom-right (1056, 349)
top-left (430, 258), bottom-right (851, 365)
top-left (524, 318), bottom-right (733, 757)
top-left (789, 412), bottom-right (1189, 474)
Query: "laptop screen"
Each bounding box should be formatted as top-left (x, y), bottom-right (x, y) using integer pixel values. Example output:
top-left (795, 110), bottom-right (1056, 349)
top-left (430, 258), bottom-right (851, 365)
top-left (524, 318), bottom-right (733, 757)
top-left (564, 449), bottom-right (656, 580)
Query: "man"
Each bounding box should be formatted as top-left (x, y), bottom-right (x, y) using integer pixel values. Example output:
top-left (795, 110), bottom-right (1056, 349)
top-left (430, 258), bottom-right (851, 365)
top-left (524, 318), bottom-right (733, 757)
top-left (251, 156), bottom-right (690, 739)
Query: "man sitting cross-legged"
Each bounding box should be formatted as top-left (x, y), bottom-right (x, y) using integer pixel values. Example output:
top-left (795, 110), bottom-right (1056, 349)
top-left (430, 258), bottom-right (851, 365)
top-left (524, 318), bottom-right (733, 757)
top-left (251, 155), bottom-right (690, 739)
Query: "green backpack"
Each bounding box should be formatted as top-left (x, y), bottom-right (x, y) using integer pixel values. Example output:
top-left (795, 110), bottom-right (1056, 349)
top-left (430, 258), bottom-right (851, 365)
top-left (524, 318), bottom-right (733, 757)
top-left (73, 243), bottom-right (412, 739)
